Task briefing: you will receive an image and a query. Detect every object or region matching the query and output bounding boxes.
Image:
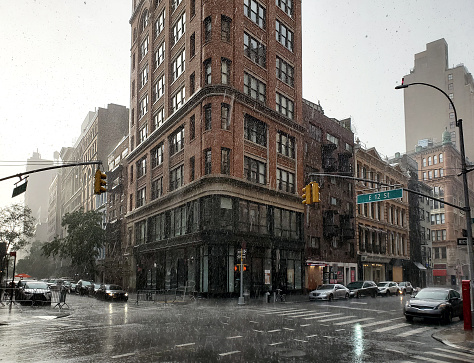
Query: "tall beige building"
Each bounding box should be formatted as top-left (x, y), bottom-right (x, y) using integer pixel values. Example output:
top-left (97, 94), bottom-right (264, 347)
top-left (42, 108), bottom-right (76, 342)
top-left (402, 39), bottom-right (474, 160)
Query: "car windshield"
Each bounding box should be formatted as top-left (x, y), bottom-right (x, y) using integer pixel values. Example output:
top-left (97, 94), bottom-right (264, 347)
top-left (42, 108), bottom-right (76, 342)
top-left (377, 282), bottom-right (389, 287)
top-left (347, 282), bottom-right (363, 289)
top-left (106, 285), bottom-right (123, 290)
top-left (82, 281), bottom-right (91, 286)
top-left (415, 289), bottom-right (448, 300)
top-left (399, 282), bottom-right (407, 287)
top-left (25, 282), bottom-right (48, 289)
top-left (317, 284), bottom-right (334, 290)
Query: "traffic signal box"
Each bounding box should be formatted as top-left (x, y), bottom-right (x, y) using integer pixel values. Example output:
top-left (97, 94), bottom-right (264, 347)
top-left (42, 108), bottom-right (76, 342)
top-left (302, 182), bottom-right (320, 205)
top-left (94, 169), bottom-right (107, 194)
top-left (234, 264), bottom-right (247, 271)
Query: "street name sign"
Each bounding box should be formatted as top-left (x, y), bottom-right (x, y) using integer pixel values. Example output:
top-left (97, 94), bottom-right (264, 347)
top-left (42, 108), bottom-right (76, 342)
top-left (357, 188), bottom-right (403, 204)
top-left (457, 238), bottom-right (474, 246)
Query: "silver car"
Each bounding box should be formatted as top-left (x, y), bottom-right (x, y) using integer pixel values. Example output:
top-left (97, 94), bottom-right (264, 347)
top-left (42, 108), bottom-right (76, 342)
top-left (309, 284), bottom-right (350, 301)
top-left (377, 281), bottom-right (400, 296)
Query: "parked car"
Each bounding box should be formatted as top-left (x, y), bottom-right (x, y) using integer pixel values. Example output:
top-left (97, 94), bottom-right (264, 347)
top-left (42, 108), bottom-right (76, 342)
top-left (346, 281), bottom-right (378, 298)
top-left (309, 284), bottom-right (350, 301)
top-left (92, 283), bottom-right (101, 295)
top-left (75, 280), bottom-right (93, 295)
top-left (16, 281), bottom-right (52, 306)
top-left (398, 281), bottom-right (415, 295)
top-left (95, 284), bottom-right (129, 302)
top-left (377, 281), bottom-right (400, 296)
top-left (69, 282), bottom-right (77, 293)
top-left (403, 287), bottom-right (463, 323)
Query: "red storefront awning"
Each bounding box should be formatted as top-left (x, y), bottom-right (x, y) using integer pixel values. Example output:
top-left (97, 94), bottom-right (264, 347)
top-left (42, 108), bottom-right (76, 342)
top-left (433, 269), bottom-right (447, 276)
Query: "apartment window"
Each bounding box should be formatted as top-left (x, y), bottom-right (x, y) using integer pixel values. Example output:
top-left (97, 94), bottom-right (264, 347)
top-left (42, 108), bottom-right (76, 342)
top-left (190, 32), bottom-right (195, 57)
top-left (428, 170), bottom-right (433, 179)
top-left (140, 36), bottom-right (149, 60)
top-left (190, 0), bottom-right (195, 17)
top-left (449, 93), bottom-right (454, 99)
top-left (151, 177), bottom-right (163, 200)
top-left (449, 112), bottom-right (455, 119)
top-left (139, 124), bottom-right (148, 144)
top-left (221, 15), bottom-right (231, 41)
top-left (169, 126), bottom-right (184, 155)
top-left (137, 156), bottom-right (147, 178)
top-left (130, 165), bottom-right (133, 183)
top-left (171, 12), bottom-right (186, 46)
top-left (150, 213), bottom-right (165, 242)
top-left (434, 155), bottom-right (438, 164)
top-left (169, 164), bottom-right (184, 191)
top-left (326, 133), bottom-right (339, 146)
top-left (204, 58), bottom-right (212, 84)
top-left (275, 92), bottom-right (294, 119)
top-left (154, 41), bottom-right (165, 69)
top-left (151, 143), bottom-right (164, 168)
top-left (139, 95), bottom-right (148, 119)
top-left (221, 58), bottom-right (231, 85)
top-left (244, 72), bottom-right (266, 103)
top-left (152, 74), bottom-right (165, 103)
top-left (244, 156), bottom-right (266, 184)
top-left (172, 48), bottom-right (185, 81)
top-left (140, 65), bottom-right (148, 89)
top-left (153, 107), bottom-right (164, 130)
top-left (275, 20), bottom-right (293, 51)
top-left (440, 168), bottom-right (444, 177)
top-left (434, 169), bottom-right (439, 178)
top-left (277, 168), bottom-right (295, 193)
top-left (171, 86), bottom-right (186, 113)
top-left (204, 103), bottom-right (212, 130)
top-left (428, 156), bottom-right (432, 165)
top-left (141, 10), bottom-right (148, 31)
top-left (204, 16), bottom-right (212, 42)
top-left (190, 156), bottom-right (195, 181)
top-left (171, 0), bottom-right (182, 13)
top-left (190, 72), bottom-right (195, 94)
top-left (244, 32), bottom-right (266, 68)
top-left (244, 0), bottom-right (265, 28)
top-left (155, 9), bottom-right (165, 37)
top-left (422, 171), bottom-right (427, 180)
top-left (132, 80), bottom-right (136, 98)
top-left (244, 114), bottom-right (267, 146)
top-left (221, 103), bottom-right (230, 130)
top-left (448, 83), bottom-right (453, 90)
top-left (309, 124), bottom-right (322, 141)
top-left (276, 0), bottom-right (293, 17)
top-left (221, 148), bottom-right (230, 174)
top-left (135, 220), bottom-right (146, 244)
top-left (204, 148), bottom-right (212, 175)
top-left (190, 115), bottom-right (195, 140)
top-left (448, 73), bottom-right (453, 80)
top-left (276, 56), bottom-right (294, 87)
top-left (422, 158), bottom-right (426, 167)
top-left (277, 131), bottom-right (295, 158)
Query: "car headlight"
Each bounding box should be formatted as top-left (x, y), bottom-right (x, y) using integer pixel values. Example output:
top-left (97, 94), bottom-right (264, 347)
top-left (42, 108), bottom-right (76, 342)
top-left (125, 293), bottom-right (128, 296)
top-left (107, 292), bottom-right (114, 296)
top-left (405, 301), bottom-right (411, 308)
top-left (437, 303), bottom-right (448, 310)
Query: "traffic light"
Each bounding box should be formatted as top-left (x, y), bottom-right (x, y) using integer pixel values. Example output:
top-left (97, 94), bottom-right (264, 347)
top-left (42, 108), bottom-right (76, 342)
top-left (311, 182), bottom-right (320, 203)
top-left (94, 169), bottom-right (107, 194)
top-left (234, 264), bottom-right (247, 271)
top-left (302, 184), bottom-right (312, 205)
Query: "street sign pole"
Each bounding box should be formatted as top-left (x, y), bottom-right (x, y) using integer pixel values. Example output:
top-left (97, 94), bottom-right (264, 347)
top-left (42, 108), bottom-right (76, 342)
top-left (238, 242), bottom-right (246, 305)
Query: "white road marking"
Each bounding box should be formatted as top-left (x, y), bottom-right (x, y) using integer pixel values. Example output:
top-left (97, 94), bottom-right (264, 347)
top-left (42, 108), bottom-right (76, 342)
top-left (226, 336), bottom-right (243, 339)
top-left (358, 318), bottom-right (403, 328)
top-left (111, 352), bottom-right (136, 359)
top-left (327, 304), bottom-right (387, 313)
top-left (306, 334), bottom-right (318, 338)
top-left (293, 339), bottom-right (308, 343)
top-left (276, 309), bottom-right (311, 316)
top-left (434, 347), bottom-right (474, 358)
top-left (219, 351), bottom-right (241, 357)
top-left (396, 326), bottom-right (432, 337)
top-left (411, 356), bottom-right (447, 363)
top-left (287, 312), bottom-right (328, 318)
top-left (318, 315), bottom-right (356, 323)
top-left (300, 324), bottom-right (311, 327)
top-left (333, 317), bottom-right (374, 325)
top-left (425, 351), bottom-right (474, 362)
top-left (335, 328), bottom-right (345, 332)
top-left (268, 329), bottom-right (282, 333)
top-left (269, 342), bottom-right (284, 346)
top-left (303, 313), bottom-right (343, 320)
top-left (349, 302), bottom-right (368, 305)
top-left (252, 329), bottom-right (265, 333)
top-left (372, 322), bottom-right (408, 333)
top-left (175, 343), bottom-right (196, 348)
top-left (249, 321), bottom-right (259, 324)
top-left (283, 327), bottom-right (295, 331)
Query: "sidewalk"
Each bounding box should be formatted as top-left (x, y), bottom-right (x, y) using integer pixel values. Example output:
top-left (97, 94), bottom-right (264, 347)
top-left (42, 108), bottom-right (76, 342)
top-left (0, 303), bottom-right (70, 325)
top-left (432, 324), bottom-right (474, 354)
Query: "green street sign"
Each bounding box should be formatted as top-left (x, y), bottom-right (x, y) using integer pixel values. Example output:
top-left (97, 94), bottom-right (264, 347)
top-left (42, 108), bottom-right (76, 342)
top-left (357, 188), bottom-right (403, 204)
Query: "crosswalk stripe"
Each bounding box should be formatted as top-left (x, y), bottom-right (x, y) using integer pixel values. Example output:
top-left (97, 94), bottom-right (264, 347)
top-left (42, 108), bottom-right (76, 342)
top-left (396, 326), bottom-right (432, 337)
top-left (434, 347), bottom-right (474, 358)
top-left (425, 351), bottom-right (473, 362)
top-left (333, 317), bottom-right (374, 326)
top-left (304, 313), bottom-right (343, 320)
top-left (411, 355), bottom-right (448, 363)
top-left (372, 322), bottom-right (407, 333)
top-left (358, 318), bottom-right (404, 328)
top-left (288, 312), bottom-right (328, 318)
top-left (318, 315), bottom-right (356, 323)
top-left (276, 310), bottom-right (313, 316)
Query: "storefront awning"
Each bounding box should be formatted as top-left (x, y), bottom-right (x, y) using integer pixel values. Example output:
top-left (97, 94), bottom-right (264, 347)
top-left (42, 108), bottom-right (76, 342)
top-left (306, 260), bottom-right (327, 267)
top-left (433, 269), bottom-right (447, 276)
top-left (413, 262), bottom-right (427, 270)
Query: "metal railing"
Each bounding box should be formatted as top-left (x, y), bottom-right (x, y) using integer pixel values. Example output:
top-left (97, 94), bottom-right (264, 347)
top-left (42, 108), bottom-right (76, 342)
top-left (136, 283), bottom-right (197, 305)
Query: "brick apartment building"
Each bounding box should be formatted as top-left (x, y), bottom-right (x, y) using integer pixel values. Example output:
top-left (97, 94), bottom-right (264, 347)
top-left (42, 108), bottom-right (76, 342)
top-left (302, 99), bottom-right (357, 290)
top-left (126, 0), bottom-right (305, 296)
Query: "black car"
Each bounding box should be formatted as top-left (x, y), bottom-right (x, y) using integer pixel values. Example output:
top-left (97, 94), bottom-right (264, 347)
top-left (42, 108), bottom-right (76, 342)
top-left (346, 280), bottom-right (378, 298)
top-left (404, 287), bottom-right (463, 323)
top-left (95, 284), bottom-right (128, 301)
top-left (15, 281), bottom-right (52, 306)
top-left (75, 280), bottom-right (93, 295)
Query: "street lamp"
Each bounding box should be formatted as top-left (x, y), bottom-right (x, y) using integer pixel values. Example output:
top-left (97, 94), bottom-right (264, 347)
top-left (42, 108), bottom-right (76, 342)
top-left (395, 81), bottom-right (474, 300)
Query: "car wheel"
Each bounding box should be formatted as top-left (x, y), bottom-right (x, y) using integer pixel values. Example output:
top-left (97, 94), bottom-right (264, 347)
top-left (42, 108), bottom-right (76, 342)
top-left (345, 293), bottom-right (349, 299)
top-left (405, 315), bottom-right (413, 322)
top-left (328, 294), bottom-right (333, 302)
top-left (442, 310), bottom-right (453, 324)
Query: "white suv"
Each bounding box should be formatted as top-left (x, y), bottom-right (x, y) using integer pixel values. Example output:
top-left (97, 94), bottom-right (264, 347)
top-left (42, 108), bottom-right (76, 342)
top-left (377, 281), bottom-right (400, 296)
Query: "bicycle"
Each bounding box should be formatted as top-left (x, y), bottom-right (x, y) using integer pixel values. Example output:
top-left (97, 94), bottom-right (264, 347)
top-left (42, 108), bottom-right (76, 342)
top-left (275, 289), bottom-right (286, 302)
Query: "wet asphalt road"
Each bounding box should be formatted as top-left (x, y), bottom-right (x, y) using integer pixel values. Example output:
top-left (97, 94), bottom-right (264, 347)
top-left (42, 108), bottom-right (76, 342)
top-left (0, 293), bottom-right (468, 362)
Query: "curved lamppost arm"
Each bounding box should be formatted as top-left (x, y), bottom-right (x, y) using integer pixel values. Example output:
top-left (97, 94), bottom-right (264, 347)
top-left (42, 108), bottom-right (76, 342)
top-left (396, 81), bottom-right (474, 299)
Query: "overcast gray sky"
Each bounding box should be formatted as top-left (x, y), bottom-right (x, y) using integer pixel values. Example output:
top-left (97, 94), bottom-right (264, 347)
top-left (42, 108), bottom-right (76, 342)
top-left (1, 0), bottom-right (474, 210)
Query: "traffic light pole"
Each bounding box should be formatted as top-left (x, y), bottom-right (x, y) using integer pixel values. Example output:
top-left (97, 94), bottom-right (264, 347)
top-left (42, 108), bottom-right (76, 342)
top-left (238, 248), bottom-right (245, 305)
